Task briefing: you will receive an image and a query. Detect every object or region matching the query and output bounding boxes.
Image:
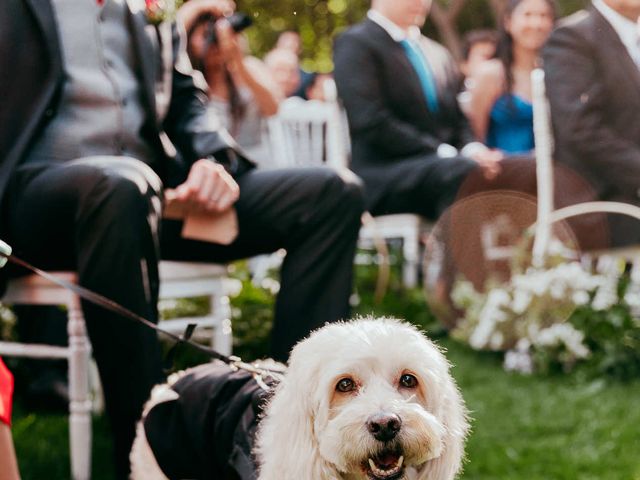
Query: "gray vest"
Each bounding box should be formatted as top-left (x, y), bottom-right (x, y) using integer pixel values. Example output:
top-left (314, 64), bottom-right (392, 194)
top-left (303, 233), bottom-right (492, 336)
top-left (26, 0), bottom-right (154, 164)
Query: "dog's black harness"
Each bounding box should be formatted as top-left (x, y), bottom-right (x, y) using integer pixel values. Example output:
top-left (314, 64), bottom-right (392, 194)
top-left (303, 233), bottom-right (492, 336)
top-left (143, 362), bottom-right (280, 480)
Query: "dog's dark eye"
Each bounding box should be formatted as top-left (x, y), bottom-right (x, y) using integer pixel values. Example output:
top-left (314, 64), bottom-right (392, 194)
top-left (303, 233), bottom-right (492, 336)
top-left (336, 377), bottom-right (356, 393)
top-left (400, 374), bottom-right (418, 389)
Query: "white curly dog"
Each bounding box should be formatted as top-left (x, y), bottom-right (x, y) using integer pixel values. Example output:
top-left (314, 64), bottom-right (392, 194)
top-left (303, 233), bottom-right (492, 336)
top-left (130, 317), bottom-right (469, 480)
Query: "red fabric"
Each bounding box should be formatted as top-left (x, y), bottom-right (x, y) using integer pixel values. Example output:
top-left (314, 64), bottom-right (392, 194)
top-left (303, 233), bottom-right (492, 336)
top-left (0, 358), bottom-right (13, 426)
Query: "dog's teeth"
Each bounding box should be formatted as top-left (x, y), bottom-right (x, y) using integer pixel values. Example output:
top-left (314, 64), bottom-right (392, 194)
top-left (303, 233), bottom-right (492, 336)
top-left (367, 457), bottom-right (404, 478)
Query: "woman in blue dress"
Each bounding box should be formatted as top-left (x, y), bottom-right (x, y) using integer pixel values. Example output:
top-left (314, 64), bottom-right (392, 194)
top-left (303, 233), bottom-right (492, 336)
top-left (467, 0), bottom-right (556, 155)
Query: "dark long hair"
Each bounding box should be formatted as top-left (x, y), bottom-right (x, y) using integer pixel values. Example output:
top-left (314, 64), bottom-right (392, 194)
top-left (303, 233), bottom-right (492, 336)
top-left (186, 13), bottom-right (246, 135)
top-left (495, 0), bottom-right (557, 95)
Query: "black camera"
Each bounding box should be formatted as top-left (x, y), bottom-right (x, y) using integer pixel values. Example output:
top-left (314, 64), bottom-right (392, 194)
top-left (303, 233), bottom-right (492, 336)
top-left (204, 12), bottom-right (253, 45)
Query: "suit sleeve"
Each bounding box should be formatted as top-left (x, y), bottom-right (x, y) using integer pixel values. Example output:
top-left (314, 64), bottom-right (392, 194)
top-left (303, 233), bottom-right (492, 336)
top-left (162, 22), bottom-right (244, 167)
top-left (333, 32), bottom-right (442, 158)
top-left (543, 25), bottom-right (640, 196)
top-left (443, 53), bottom-right (475, 148)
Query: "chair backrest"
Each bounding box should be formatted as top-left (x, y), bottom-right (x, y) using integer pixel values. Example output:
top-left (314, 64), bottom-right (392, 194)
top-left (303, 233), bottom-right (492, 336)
top-left (266, 80), bottom-right (349, 170)
top-left (530, 68), bottom-right (640, 261)
top-left (531, 68), bottom-right (555, 265)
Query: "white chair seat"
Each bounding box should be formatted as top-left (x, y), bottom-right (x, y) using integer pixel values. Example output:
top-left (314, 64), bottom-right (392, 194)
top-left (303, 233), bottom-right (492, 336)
top-left (3, 272), bottom-right (77, 303)
top-left (359, 214), bottom-right (425, 238)
top-left (158, 261), bottom-right (227, 279)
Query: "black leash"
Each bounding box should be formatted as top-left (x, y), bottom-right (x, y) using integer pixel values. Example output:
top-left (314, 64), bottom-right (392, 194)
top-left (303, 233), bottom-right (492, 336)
top-left (0, 240), bottom-right (284, 381)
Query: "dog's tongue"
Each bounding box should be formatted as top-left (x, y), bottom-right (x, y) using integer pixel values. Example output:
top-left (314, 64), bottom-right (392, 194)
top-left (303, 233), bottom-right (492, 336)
top-left (376, 452), bottom-right (400, 468)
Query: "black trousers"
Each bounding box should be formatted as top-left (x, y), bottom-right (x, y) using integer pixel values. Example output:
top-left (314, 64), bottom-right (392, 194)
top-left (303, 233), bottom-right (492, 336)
top-left (354, 153), bottom-right (478, 220)
top-left (3, 156), bottom-right (364, 478)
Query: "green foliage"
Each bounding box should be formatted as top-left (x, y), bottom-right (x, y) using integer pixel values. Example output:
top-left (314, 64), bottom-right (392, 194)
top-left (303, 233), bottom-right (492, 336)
top-left (228, 274), bottom-right (275, 361)
top-left (11, 406), bottom-right (114, 480)
top-left (570, 302), bottom-right (640, 381)
top-left (452, 252), bottom-right (640, 381)
top-left (237, 0), bottom-right (589, 70)
top-left (239, 0), bottom-right (368, 71)
top-left (0, 303), bottom-right (15, 340)
top-left (352, 249), bottom-right (441, 334)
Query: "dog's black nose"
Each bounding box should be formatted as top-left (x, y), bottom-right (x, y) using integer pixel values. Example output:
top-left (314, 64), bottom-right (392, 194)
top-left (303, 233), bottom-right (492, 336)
top-left (367, 413), bottom-right (402, 442)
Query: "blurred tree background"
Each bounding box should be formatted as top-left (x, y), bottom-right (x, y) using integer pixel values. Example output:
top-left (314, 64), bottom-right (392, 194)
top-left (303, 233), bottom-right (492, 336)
top-left (237, 0), bottom-right (588, 71)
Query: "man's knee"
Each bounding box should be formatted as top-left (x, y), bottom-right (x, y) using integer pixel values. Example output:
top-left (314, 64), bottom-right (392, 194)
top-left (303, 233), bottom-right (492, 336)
top-left (87, 158), bottom-right (159, 200)
top-left (450, 156), bottom-right (479, 182)
top-left (322, 169), bottom-right (366, 215)
top-left (75, 158), bottom-right (162, 228)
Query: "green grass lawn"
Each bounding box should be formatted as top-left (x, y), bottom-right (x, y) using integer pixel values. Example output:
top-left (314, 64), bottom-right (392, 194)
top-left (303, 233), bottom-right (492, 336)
top-left (9, 259), bottom-right (640, 479)
top-left (448, 338), bottom-right (640, 480)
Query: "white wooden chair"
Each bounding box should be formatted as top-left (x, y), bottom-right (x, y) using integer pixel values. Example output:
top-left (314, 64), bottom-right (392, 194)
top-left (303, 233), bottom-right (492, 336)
top-left (530, 68), bottom-right (640, 264)
top-left (269, 97), bottom-right (340, 167)
top-left (158, 261), bottom-right (236, 352)
top-left (474, 69), bottom-right (640, 283)
top-left (358, 214), bottom-right (427, 287)
top-left (0, 272), bottom-right (91, 480)
top-left (0, 260), bottom-right (236, 480)
top-left (267, 81), bottom-right (428, 287)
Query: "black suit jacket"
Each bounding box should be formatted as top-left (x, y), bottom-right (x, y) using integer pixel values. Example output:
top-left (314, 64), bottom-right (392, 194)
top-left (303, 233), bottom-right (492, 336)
top-left (543, 7), bottom-right (640, 204)
top-left (0, 0), bottom-right (250, 214)
top-left (333, 19), bottom-right (474, 172)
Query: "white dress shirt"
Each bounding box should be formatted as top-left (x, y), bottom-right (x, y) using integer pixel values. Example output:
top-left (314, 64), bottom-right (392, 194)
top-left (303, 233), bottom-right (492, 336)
top-left (367, 9), bottom-right (416, 41)
top-left (593, 0), bottom-right (640, 66)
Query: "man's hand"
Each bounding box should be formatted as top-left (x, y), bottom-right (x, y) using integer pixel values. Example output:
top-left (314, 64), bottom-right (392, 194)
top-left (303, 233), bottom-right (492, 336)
top-left (470, 148), bottom-right (503, 180)
top-left (167, 158), bottom-right (240, 213)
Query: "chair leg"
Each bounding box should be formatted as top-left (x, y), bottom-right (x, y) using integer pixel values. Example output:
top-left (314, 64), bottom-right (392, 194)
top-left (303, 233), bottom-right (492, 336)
top-left (88, 360), bottom-right (104, 414)
top-left (67, 294), bottom-right (92, 480)
top-left (402, 232), bottom-right (419, 288)
top-left (210, 292), bottom-right (233, 355)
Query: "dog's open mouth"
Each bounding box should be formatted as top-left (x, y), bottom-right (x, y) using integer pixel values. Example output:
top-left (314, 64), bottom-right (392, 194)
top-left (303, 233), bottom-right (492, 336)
top-left (362, 449), bottom-right (405, 480)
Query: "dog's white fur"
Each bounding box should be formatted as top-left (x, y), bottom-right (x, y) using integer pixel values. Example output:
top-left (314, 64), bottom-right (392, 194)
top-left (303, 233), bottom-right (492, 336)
top-left (130, 376), bottom-right (182, 480)
top-left (131, 317), bottom-right (469, 480)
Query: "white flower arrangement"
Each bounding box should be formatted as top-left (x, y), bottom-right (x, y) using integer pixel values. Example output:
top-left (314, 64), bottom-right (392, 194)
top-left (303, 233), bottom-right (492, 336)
top-left (451, 257), bottom-right (632, 375)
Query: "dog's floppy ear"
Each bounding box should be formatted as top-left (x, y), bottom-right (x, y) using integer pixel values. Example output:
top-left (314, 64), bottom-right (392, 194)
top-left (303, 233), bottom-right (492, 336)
top-left (417, 379), bottom-right (469, 480)
top-left (415, 377), bottom-right (469, 480)
top-left (256, 339), bottom-right (337, 480)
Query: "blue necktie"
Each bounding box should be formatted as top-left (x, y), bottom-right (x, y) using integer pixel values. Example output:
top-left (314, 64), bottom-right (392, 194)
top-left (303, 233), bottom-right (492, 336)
top-left (400, 39), bottom-right (439, 113)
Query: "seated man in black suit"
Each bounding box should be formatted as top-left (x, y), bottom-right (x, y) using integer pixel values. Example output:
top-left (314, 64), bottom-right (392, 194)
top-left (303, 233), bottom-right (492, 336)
top-left (333, 0), bottom-right (502, 220)
top-left (0, 0), bottom-right (363, 476)
top-left (543, 0), bottom-right (640, 248)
